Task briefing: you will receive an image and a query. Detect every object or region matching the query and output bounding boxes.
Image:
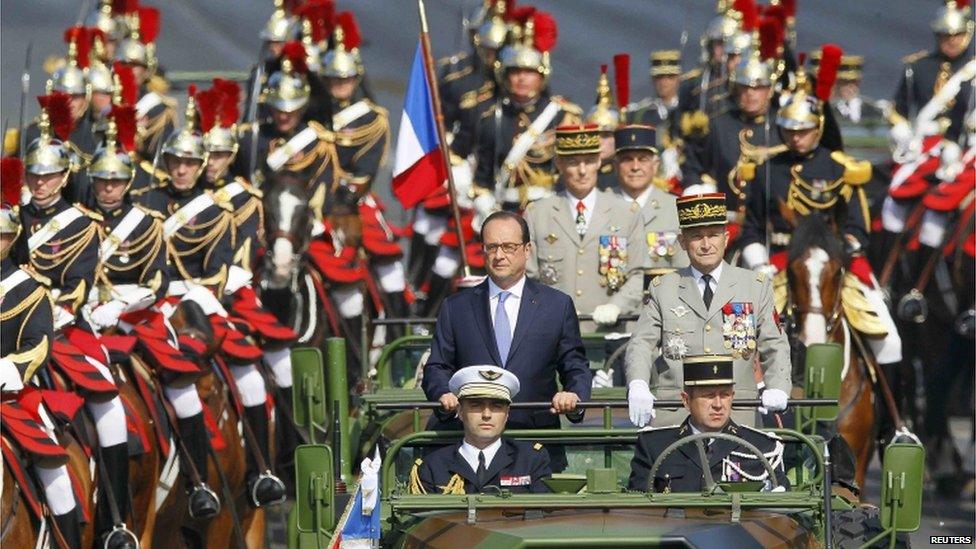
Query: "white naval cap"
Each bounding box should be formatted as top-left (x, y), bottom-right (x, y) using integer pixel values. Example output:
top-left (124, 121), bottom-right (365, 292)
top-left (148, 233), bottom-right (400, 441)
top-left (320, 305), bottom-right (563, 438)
top-left (448, 365), bottom-right (521, 402)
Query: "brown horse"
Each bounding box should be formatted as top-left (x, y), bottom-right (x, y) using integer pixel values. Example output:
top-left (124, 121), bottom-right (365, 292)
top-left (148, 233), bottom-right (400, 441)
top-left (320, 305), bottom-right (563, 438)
top-left (152, 300), bottom-right (266, 548)
top-left (782, 221), bottom-right (877, 490)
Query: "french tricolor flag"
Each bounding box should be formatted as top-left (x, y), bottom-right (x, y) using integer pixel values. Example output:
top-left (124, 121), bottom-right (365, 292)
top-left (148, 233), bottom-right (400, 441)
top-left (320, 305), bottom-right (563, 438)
top-left (391, 42), bottom-right (448, 209)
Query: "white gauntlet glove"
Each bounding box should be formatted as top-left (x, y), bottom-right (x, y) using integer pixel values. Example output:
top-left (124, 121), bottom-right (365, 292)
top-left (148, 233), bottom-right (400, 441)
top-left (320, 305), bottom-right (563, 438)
top-left (592, 303), bottom-right (621, 326)
top-left (53, 306), bottom-right (76, 330)
top-left (627, 380), bottom-right (656, 427)
top-left (224, 265), bottom-right (254, 295)
top-left (592, 368), bottom-right (614, 389)
top-left (182, 285), bottom-right (228, 317)
top-left (758, 388), bottom-right (789, 414)
top-left (90, 300), bottom-right (126, 329)
top-left (472, 193), bottom-right (497, 233)
top-left (0, 358), bottom-right (24, 392)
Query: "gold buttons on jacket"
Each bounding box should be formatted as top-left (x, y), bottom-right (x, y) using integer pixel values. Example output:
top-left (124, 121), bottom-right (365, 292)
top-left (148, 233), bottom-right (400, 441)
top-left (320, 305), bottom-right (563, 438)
top-left (705, 324), bottom-right (712, 332)
top-left (576, 290), bottom-right (583, 296)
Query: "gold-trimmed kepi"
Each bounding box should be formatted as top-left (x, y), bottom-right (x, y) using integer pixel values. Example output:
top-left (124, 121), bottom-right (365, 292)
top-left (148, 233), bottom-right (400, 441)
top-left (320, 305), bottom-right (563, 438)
top-left (676, 193), bottom-right (727, 228)
top-left (683, 354), bottom-right (735, 386)
top-left (614, 124), bottom-right (658, 154)
top-left (649, 49), bottom-right (682, 77)
top-left (448, 365), bottom-right (521, 402)
top-left (555, 124), bottom-right (602, 156)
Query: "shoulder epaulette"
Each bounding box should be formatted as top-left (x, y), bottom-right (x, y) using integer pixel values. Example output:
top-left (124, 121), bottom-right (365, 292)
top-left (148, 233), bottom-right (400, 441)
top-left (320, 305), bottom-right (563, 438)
top-left (460, 89), bottom-right (479, 110)
top-left (233, 176), bottom-right (264, 198)
top-left (73, 203), bottom-right (103, 222)
top-left (901, 49), bottom-right (929, 64)
top-left (652, 276), bottom-right (662, 287)
top-left (552, 95), bottom-right (583, 116)
top-left (830, 150), bottom-right (872, 185)
top-left (307, 120), bottom-right (335, 142)
top-left (627, 97), bottom-right (655, 111)
top-left (20, 265), bottom-right (52, 287)
top-left (204, 190), bottom-right (234, 212)
top-left (740, 424), bottom-right (782, 440)
top-left (133, 204), bottom-right (165, 220)
top-left (756, 270), bottom-right (766, 283)
top-left (139, 159), bottom-right (170, 183)
top-left (443, 64), bottom-right (474, 83)
top-left (680, 67), bottom-right (703, 82)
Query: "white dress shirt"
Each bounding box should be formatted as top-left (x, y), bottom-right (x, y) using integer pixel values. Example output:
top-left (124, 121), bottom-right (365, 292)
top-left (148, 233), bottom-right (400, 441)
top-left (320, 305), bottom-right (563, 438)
top-left (488, 275), bottom-right (524, 338)
top-left (564, 188), bottom-right (598, 231)
top-left (617, 186), bottom-right (655, 209)
top-left (690, 262), bottom-right (723, 299)
top-left (459, 437), bottom-right (503, 473)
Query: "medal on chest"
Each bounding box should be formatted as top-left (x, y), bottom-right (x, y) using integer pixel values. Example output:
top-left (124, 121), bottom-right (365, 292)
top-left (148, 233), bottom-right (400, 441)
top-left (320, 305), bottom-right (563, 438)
top-left (663, 329), bottom-right (688, 360)
top-left (646, 231), bottom-right (678, 262)
top-left (598, 235), bottom-right (627, 291)
top-left (721, 302), bottom-right (757, 359)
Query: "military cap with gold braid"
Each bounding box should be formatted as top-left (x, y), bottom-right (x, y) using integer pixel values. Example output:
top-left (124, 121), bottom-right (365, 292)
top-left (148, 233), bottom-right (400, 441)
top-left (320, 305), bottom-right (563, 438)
top-left (683, 355), bottom-right (735, 386)
top-left (649, 50), bottom-right (682, 77)
top-left (555, 124), bottom-right (601, 156)
top-left (677, 193), bottom-right (727, 229)
top-left (448, 365), bottom-right (521, 402)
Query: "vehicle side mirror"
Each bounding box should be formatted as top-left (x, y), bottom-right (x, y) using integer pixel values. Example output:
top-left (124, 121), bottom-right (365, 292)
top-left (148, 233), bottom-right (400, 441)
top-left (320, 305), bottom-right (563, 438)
top-left (290, 444), bottom-right (336, 545)
top-left (292, 347), bottom-right (327, 440)
top-left (880, 443), bottom-right (924, 533)
top-left (799, 343), bottom-right (842, 426)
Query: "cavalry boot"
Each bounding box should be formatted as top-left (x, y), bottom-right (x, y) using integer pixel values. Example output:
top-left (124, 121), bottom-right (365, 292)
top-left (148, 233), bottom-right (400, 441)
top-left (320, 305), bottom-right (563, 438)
top-left (243, 405), bottom-right (286, 508)
top-left (96, 443), bottom-right (137, 549)
top-left (177, 413), bottom-right (220, 519)
top-left (341, 314), bottom-right (365, 390)
top-left (383, 290), bottom-right (410, 343)
top-left (53, 511), bottom-right (81, 549)
top-left (419, 273), bottom-right (452, 318)
top-left (275, 387), bottom-right (302, 493)
top-left (406, 231), bottom-right (433, 290)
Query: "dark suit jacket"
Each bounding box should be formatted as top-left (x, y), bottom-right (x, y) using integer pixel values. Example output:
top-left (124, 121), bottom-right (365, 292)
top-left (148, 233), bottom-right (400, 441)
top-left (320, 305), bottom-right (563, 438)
top-left (415, 438), bottom-right (551, 494)
top-left (422, 277), bottom-right (592, 430)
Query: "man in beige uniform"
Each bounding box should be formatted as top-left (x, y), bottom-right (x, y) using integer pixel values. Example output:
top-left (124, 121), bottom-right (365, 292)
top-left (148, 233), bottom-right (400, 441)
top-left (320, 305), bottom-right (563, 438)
top-left (625, 193), bottom-right (791, 427)
top-left (612, 124), bottom-right (689, 288)
top-left (525, 124), bottom-right (647, 332)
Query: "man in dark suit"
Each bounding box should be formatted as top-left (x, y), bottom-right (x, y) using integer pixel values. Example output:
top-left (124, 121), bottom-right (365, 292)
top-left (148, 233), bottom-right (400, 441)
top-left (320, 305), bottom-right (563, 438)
top-left (422, 211), bottom-right (592, 468)
top-left (411, 365), bottom-right (551, 494)
top-left (628, 355), bottom-right (787, 493)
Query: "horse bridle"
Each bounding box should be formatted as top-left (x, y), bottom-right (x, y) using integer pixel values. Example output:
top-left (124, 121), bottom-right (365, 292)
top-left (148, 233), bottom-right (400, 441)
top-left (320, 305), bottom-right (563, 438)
top-left (785, 263), bottom-right (845, 338)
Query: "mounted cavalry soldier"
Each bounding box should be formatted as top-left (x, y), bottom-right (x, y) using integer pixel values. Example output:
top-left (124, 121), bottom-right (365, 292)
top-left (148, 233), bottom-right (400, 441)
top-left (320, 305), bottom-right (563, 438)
top-left (138, 91), bottom-right (287, 509)
top-left (1, 157), bottom-right (84, 549)
top-left (472, 7), bottom-right (581, 216)
top-left (625, 193), bottom-right (792, 429)
top-left (585, 63), bottom-right (624, 192)
top-left (524, 124), bottom-right (648, 332)
top-left (628, 354), bottom-right (787, 493)
top-left (86, 105), bottom-right (222, 519)
top-left (13, 97), bottom-right (138, 548)
top-left (632, 50), bottom-right (683, 146)
top-left (738, 52), bottom-right (903, 403)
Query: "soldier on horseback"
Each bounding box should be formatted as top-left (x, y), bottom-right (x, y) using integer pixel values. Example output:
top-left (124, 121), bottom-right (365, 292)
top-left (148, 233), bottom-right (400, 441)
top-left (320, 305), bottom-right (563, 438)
top-left (138, 92), bottom-right (287, 509)
top-left (13, 97), bottom-right (138, 548)
top-left (86, 107), bottom-right (222, 519)
top-left (1, 159), bottom-right (82, 548)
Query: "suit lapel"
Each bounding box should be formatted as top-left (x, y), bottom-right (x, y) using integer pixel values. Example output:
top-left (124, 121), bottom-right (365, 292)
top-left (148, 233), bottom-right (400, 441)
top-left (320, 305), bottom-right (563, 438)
top-left (506, 280), bottom-right (540, 362)
top-left (551, 198), bottom-right (580, 242)
top-left (470, 281), bottom-right (503, 365)
top-left (675, 419), bottom-right (706, 472)
top-left (581, 194), bottom-right (612, 248)
top-left (448, 446), bottom-right (479, 487)
top-left (706, 263), bottom-right (737, 320)
top-left (676, 269), bottom-right (707, 319)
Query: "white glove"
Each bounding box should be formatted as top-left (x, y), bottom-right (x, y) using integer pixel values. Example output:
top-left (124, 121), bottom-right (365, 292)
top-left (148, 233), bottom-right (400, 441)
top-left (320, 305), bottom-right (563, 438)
top-left (661, 147), bottom-right (682, 180)
top-left (0, 358), bottom-right (24, 392)
top-left (181, 285), bottom-right (228, 317)
top-left (359, 447), bottom-right (382, 515)
top-left (755, 264), bottom-right (779, 279)
top-left (525, 185), bottom-right (551, 203)
top-left (741, 242), bottom-right (770, 270)
top-left (592, 368), bottom-right (614, 388)
top-left (90, 300), bottom-right (126, 329)
top-left (310, 219), bottom-right (326, 237)
top-left (592, 303), bottom-right (621, 326)
top-left (627, 380), bottom-right (656, 427)
top-left (113, 285), bottom-right (156, 312)
top-left (758, 388), bottom-right (789, 414)
top-left (472, 193), bottom-right (497, 233)
top-left (53, 306), bottom-right (75, 330)
top-left (451, 161), bottom-right (474, 209)
top-left (224, 265), bottom-right (254, 295)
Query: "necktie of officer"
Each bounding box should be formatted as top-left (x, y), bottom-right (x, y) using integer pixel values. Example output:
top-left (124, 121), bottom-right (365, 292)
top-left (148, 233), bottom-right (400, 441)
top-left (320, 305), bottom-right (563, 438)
top-left (575, 200), bottom-right (586, 238)
top-left (494, 291), bottom-right (512, 366)
top-left (701, 274), bottom-right (714, 309)
top-left (477, 451), bottom-right (488, 486)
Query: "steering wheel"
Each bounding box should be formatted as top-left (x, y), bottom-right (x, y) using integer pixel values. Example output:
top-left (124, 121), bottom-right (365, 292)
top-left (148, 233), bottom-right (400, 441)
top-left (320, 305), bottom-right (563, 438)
top-left (646, 432), bottom-right (781, 493)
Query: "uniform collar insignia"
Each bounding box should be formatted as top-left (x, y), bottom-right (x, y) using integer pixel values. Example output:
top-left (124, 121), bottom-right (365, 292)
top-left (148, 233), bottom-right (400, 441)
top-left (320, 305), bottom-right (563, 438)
top-left (670, 306), bottom-right (689, 317)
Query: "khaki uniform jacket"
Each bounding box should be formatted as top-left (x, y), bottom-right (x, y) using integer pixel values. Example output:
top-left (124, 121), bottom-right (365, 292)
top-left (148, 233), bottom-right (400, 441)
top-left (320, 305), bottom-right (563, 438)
top-left (625, 262), bottom-right (791, 425)
top-left (617, 187), bottom-right (689, 276)
top-left (525, 190), bottom-right (648, 320)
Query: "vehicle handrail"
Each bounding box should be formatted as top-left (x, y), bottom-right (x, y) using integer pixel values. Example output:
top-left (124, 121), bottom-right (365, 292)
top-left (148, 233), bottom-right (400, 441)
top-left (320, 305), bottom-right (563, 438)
top-left (372, 399), bottom-right (838, 410)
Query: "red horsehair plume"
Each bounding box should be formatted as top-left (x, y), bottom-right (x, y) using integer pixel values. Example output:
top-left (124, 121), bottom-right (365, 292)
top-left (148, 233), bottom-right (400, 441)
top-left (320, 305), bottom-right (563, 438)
top-left (336, 12), bottom-right (362, 50)
top-left (762, 5), bottom-right (786, 25)
top-left (195, 87), bottom-right (221, 133)
top-left (283, 0), bottom-right (302, 14)
top-left (798, 52), bottom-right (807, 67)
top-left (112, 61), bottom-right (139, 105)
top-left (213, 79), bottom-right (241, 128)
top-left (296, 0), bottom-right (336, 43)
top-left (1, 158), bottom-right (24, 207)
top-left (508, 5), bottom-right (535, 25)
top-left (613, 53), bottom-right (630, 111)
top-left (111, 104), bottom-right (137, 153)
top-left (758, 16), bottom-right (783, 60)
top-left (816, 44), bottom-right (843, 102)
top-left (37, 93), bottom-right (74, 141)
top-left (138, 6), bottom-right (160, 44)
top-left (64, 26), bottom-right (91, 69)
top-left (733, 0), bottom-right (759, 32)
top-left (503, 0), bottom-right (518, 20)
top-left (282, 41), bottom-right (309, 74)
top-left (780, 0), bottom-right (797, 18)
top-left (112, 0), bottom-right (138, 15)
top-left (532, 11), bottom-right (557, 53)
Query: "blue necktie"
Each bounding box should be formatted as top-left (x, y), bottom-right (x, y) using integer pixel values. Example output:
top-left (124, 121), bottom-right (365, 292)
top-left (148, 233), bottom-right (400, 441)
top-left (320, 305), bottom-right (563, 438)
top-left (494, 291), bottom-right (512, 366)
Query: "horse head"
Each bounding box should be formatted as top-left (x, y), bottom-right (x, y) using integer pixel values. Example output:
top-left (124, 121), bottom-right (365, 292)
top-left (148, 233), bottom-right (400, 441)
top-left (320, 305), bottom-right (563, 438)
top-left (262, 171), bottom-right (313, 289)
top-left (786, 218), bottom-right (848, 347)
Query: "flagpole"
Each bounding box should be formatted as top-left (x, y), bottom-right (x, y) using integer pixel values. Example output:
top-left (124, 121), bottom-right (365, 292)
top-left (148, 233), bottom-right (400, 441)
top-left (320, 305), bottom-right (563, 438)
top-left (417, 0), bottom-right (471, 277)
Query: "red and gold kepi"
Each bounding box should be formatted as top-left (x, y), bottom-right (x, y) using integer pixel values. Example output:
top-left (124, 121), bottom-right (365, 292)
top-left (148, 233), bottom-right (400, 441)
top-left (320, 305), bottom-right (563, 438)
top-left (676, 193), bottom-right (727, 228)
top-left (555, 124), bottom-right (602, 156)
top-left (683, 354), bottom-right (735, 386)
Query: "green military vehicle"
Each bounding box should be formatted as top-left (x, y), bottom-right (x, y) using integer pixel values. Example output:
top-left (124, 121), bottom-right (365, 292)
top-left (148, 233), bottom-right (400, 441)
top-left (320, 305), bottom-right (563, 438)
top-left (287, 339), bottom-right (922, 548)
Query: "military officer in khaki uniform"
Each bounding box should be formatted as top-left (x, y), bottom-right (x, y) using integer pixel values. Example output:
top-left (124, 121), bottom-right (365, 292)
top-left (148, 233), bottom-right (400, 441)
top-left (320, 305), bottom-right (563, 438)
top-left (625, 193), bottom-right (791, 428)
top-left (612, 124), bottom-right (689, 288)
top-left (524, 124), bottom-right (647, 331)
